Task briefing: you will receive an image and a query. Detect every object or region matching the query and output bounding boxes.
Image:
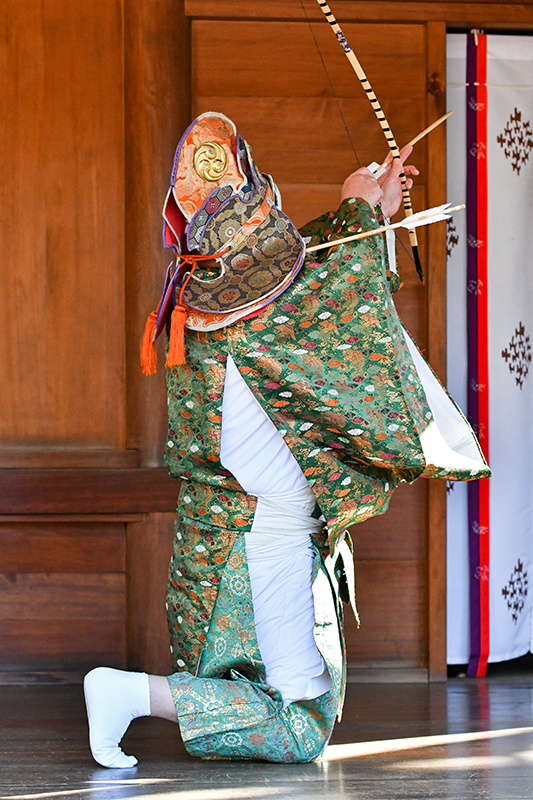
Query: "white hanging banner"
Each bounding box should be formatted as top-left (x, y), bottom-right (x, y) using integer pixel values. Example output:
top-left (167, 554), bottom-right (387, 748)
top-left (446, 33), bottom-right (533, 667)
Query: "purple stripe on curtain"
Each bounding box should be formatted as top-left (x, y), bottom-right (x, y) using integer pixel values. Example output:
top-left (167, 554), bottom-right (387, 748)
top-left (466, 32), bottom-right (489, 678)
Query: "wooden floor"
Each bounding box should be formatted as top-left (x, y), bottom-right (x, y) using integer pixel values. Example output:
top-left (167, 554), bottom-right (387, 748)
top-left (2, 665), bottom-right (533, 800)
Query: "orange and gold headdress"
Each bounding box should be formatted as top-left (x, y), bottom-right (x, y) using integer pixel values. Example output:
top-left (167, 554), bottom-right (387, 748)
top-left (141, 112), bottom-right (305, 374)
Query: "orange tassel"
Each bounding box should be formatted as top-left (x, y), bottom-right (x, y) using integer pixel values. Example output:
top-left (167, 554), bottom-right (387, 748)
top-left (140, 309), bottom-right (158, 376)
top-left (166, 304), bottom-right (188, 367)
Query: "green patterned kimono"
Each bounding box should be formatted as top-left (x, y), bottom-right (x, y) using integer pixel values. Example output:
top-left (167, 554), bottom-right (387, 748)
top-left (164, 198), bottom-right (489, 761)
top-left (167, 534), bottom-right (344, 762)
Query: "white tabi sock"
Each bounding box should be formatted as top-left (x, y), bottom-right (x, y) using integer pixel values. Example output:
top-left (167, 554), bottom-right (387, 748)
top-left (84, 667), bottom-right (150, 768)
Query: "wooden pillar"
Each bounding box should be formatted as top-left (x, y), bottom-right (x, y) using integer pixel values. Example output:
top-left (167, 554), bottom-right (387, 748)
top-left (126, 512), bottom-right (175, 674)
top-left (122, 0), bottom-right (191, 670)
top-left (124, 0), bottom-right (192, 467)
top-left (426, 20), bottom-right (448, 681)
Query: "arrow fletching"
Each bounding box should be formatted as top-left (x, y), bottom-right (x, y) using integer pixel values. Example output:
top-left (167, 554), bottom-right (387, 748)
top-left (400, 203), bottom-right (459, 229)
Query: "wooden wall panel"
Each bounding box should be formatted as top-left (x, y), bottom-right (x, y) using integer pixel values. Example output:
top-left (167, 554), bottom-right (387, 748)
top-left (193, 21), bottom-right (426, 99)
top-left (0, 450), bottom-right (141, 470)
top-left (351, 482), bottom-right (426, 563)
top-left (0, 522), bottom-right (125, 573)
top-left (348, 482), bottom-right (427, 668)
top-left (0, 0), bottom-right (126, 451)
top-left (0, 520), bottom-right (127, 670)
top-left (345, 560), bottom-right (426, 665)
top-left (191, 18), bottom-right (427, 186)
top-left (0, 574), bottom-right (125, 620)
top-left (0, 510), bottom-right (176, 672)
top-left (126, 512), bottom-right (175, 674)
top-left (0, 573), bottom-right (126, 670)
top-left (0, 620), bottom-right (126, 671)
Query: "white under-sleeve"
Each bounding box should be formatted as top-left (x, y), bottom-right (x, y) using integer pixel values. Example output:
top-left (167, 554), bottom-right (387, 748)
top-left (220, 354), bottom-right (308, 497)
top-left (246, 488), bottom-right (332, 706)
top-left (220, 354), bottom-right (331, 706)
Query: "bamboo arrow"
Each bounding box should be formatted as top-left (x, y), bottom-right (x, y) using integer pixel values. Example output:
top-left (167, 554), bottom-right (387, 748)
top-left (370, 112), bottom-right (453, 177)
top-left (306, 204), bottom-right (465, 253)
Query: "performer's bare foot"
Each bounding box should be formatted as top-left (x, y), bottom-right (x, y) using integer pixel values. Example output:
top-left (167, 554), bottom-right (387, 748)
top-left (84, 667), bottom-right (150, 768)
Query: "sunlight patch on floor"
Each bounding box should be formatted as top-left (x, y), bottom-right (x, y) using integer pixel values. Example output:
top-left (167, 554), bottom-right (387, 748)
top-left (1, 785), bottom-right (279, 800)
top-left (322, 726), bottom-right (533, 760)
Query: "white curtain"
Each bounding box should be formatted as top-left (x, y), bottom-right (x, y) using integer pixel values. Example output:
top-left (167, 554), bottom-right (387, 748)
top-left (446, 33), bottom-right (533, 665)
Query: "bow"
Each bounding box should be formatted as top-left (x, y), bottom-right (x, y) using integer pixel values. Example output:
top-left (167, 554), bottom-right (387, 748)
top-left (313, 0), bottom-right (424, 280)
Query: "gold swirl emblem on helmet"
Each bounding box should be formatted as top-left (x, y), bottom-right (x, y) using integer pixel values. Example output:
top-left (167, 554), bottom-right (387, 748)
top-left (193, 142), bottom-right (228, 181)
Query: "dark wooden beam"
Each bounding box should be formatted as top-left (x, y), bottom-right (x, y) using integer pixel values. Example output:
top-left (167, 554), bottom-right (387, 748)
top-left (0, 469), bottom-right (179, 514)
top-left (185, 0), bottom-right (533, 27)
